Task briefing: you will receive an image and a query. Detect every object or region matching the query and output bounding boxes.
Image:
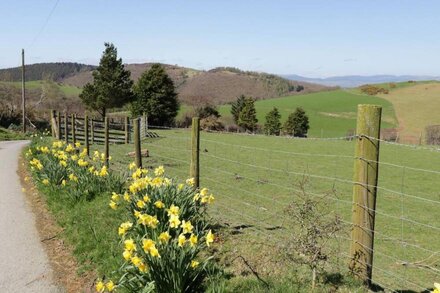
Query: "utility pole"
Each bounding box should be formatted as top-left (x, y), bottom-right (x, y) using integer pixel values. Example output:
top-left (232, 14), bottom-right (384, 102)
top-left (21, 49), bottom-right (26, 133)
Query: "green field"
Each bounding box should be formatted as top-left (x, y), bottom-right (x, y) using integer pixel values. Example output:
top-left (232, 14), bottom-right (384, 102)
top-left (83, 129), bottom-right (440, 292)
top-left (216, 89), bottom-right (397, 138)
top-left (2, 80), bottom-right (82, 96)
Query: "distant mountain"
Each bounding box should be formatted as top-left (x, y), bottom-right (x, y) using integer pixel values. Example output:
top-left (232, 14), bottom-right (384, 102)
top-left (282, 74), bottom-right (440, 88)
top-left (0, 62), bottom-right (95, 82)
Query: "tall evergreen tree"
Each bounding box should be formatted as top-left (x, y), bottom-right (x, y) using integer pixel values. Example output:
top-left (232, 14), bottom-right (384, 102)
top-left (238, 97), bottom-right (258, 132)
top-left (283, 107), bottom-right (310, 137)
top-left (80, 43), bottom-right (134, 118)
top-left (230, 95), bottom-right (247, 124)
top-left (131, 64), bottom-right (179, 126)
top-left (264, 107), bottom-right (282, 135)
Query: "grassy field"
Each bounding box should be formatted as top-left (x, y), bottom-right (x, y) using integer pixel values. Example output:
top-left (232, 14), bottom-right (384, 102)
top-left (0, 127), bottom-right (27, 141)
top-left (216, 89), bottom-right (397, 138)
top-left (2, 80), bottom-right (82, 96)
top-left (83, 129), bottom-right (440, 292)
top-left (376, 82), bottom-right (440, 141)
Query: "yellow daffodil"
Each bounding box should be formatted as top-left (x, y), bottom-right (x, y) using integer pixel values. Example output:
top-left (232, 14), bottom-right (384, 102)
top-left (206, 230), bottom-right (214, 247)
top-left (186, 177), bottom-right (195, 186)
top-left (131, 256), bottom-right (141, 266)
top-left (138, 262), bottom-right (148, 273)
top-left (77, 159), bottom-right (89, 167)
top-left (59, 160), bottom-right (67, 167)
top-left (111, 192), bottom-right (120, 202)
top-left (181, 220), bottom-right (194, 234)
top-left (123, 249), bottom-right (131, 261)
top-left (98, 166), bottom-right (108, 177)
top-left (154, 200), bottom-right (164, 209)
top-left (65, 144), bottom-right (75, 152)
top-left (191, 260), bottom-right (199, 268)
top-left (154, 165), bottom-right (165, 176)
top-left (158, 232), bottom-right (171, 243)
top-left (189, 234), bottom-right (198, 247)
top-left (178, 234), bottom-right (186, 247)
top-left (123, 192), bottom-right (131, 202)
top-left (142, 239), bottom-right (155, 252)
top-left (109, 201), bottom-right (117, 210)
top-left (128, 162), bottom-right (136, 170)
top-left (134, 210), bottom-right (141, 218)
top-left (68, 173), bottom-right (78, 182)
top-left (61, 179), bottom-right (66, 186)
top-left (118, 222), bottom-right (133, 236)
top-left (169, 215), bottom-right (181, 229)
top-left (75, 142), bottom-right (81, 148)
top-left (71, 154), bottom-right (78, 161)
top-left (79, 148), bottom-right (87, 158)
top-left (433, 283), bottom-right (440, 293)
top-left (124, 239), bottom-right (137, 252)
top-left (105, 280), bottom-right (115, 292)
top-left (136, 200), bottom-right (145, 209)
top-left (167, 204), bottom-right (179, 216)
top-left (42, 179), bottom-right (50, 185)
top-left (200, 188), bottom-right (209, 196)
top-left (143, 195), bottom-right (150, 203)
top-left (88, 166), bottom-right (95, 173)
top-left (149, 246), bottom-right (160, 258)
top-left (95, 280), bottom-right (105, 292)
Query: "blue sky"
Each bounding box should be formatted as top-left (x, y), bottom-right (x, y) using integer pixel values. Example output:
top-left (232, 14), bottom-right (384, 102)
top-left (1, 0), bottom-right (440, 77)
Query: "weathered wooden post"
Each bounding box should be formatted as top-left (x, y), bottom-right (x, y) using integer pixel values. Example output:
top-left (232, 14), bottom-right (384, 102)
top-left (57, 111), bottom-right (61, 140)
top-left (190, 117), bottom-right (200, 188)
top-left (134, 118), bottom-right (142, 168)
top-left (349, 104), bottom-right (382, 285)
top-left (125, 116), bottom-right (130, 144)
top-left (104, 117), bottom-right (109, 166)
top-left (50, 110), bottom-right (56, 138)
top-left (64, 112), bottom-right (69, 143)
top-left (71, 114), bottom-right (76, 144)
top-left (91, 120), bottom-right (95, 144)
top-left (84, 114), bottom-right (90, 156)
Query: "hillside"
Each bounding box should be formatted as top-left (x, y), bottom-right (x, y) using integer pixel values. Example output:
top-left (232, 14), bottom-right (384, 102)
top-left (0, 62), bottom-right (333, 105)
top-left (217, 89), bottom-right (397, 137)
top-left (374, 81), bottom-right (440, 142)
top-left (0, 63), bottom-right (95, 82)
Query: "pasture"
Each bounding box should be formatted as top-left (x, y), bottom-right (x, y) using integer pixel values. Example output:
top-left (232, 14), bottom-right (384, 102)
top-left (217, 89), bottom-right (397, 137)
top-left (87, 128), bottom-right (440, 291)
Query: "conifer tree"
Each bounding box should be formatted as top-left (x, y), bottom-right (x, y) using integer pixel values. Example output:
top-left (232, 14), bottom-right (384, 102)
top-left (264, 107), bottom-right (281, 135)
top-left (237, 97), bottom-right (258, 132)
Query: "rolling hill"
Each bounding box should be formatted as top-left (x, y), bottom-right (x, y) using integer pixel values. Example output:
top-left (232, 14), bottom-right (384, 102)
top-left (0, 63), bottom-right (333, 106)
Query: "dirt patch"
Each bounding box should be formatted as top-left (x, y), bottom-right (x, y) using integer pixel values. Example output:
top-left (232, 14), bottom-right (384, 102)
top-left (18, 155), bottom-right (96, 293)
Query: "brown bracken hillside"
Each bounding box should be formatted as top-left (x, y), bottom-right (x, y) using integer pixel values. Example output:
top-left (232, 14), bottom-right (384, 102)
top-left (62, 63), bottom-right (334, 105)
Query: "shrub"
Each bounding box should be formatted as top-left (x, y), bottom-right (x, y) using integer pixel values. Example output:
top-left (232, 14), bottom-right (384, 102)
top-left (102, 166), bottom-right (221, 292)
top-left (264, 107), bottom-right (281, 136)
top-left (283, 107), bottom-right (309, 137)
top-left (195, 105), bottom-right (221, 119)
top-left (200, 115), bottom-right (224, 131)
top-left (359, 85), bottom-right (388, 95)
top-left (426, 125), bottom-right (440, 145)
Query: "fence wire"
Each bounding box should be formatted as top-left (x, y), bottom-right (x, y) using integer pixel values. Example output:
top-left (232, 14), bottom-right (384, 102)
top-left (135, 127), bottom-right (440, 291)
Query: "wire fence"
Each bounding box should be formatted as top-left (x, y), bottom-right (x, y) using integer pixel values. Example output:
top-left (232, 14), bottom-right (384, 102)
top-left (135, 124), bottom-right (440, 292)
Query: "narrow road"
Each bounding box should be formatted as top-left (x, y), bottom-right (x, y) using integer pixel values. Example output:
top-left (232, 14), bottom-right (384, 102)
top-left (0, 140), bottom-right (62, 292)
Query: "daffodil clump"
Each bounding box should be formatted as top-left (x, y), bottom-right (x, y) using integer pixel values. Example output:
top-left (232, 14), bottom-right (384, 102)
top-left (101, 165), bottom-right (220, 292)
top-left (27, 138), bottom-right (124, 202)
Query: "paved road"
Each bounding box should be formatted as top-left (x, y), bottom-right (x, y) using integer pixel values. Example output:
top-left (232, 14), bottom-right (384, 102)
top-left (0, 140), bottom-right (62, 292)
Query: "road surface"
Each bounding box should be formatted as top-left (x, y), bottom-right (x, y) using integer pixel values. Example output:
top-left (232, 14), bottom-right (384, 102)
top-left (0, 140), bottom-right (62, 292)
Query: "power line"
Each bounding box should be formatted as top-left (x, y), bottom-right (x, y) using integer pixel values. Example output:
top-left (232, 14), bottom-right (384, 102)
top-left (28, 0), bottom-right (61, 49)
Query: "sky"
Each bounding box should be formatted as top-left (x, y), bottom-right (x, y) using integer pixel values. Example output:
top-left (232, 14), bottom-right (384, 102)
top-left (1, 0), bottom-right (440, 77)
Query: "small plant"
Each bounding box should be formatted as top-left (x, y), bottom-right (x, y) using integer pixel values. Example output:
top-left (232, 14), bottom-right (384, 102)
top-left (283, 178), bottom-right (342, 289)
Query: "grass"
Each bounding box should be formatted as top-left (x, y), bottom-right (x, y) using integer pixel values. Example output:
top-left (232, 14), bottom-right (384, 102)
top-left (0, 127), bottom-right (27, 141)
top-left (1, 80), bottom-right (82, 96)
top-left (216, 89), bottom-right (397, 138)
top-left (81, 128), bottom-right (440, 292)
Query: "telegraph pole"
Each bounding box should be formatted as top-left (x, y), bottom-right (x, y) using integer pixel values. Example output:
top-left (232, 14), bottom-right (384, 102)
top-left (21, 49), bottom-right (26, 133)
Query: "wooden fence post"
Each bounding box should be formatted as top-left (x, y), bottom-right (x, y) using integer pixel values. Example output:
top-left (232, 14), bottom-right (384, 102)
top-left (84, 114), bottom-right (89, 156)
top-left (64, 113), bottom-right (69, 143)
top-left (190, 117), bottom-right (200, 188)
top-left (349, 104), bottom-right (382, 285)
top-left (125, 116), bottom-right (129, 144)
top-left (134, 118), bottom-right (142, 168)
top-left (50, 110), bottom-right (56, 138)
top-left (104, 117), bottom-right (109, 166)
top-left (71, 114), bottom-right (76, 144)
top-left (57, 112), bottom-right (61, 140)
top-left (91, 120), bottom-right (95, 144)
